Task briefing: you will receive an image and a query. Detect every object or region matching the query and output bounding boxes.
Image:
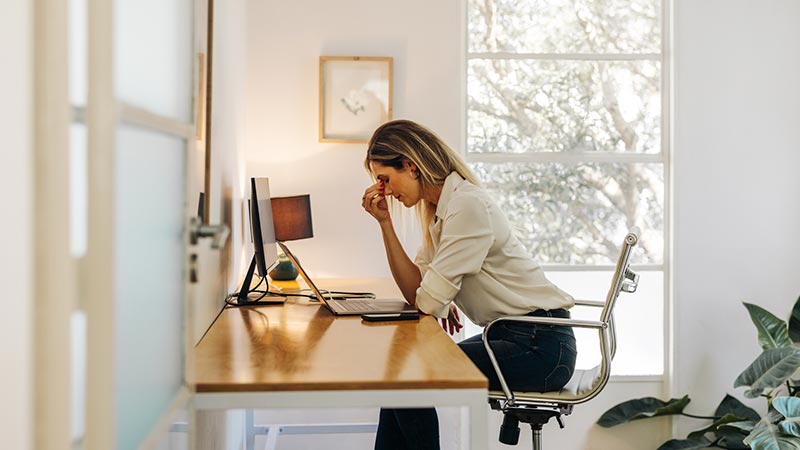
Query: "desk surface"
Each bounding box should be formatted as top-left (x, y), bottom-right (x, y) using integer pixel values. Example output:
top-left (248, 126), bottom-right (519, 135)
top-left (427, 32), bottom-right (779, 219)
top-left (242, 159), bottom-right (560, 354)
top-left (194, 278), bottom-right (487, 393)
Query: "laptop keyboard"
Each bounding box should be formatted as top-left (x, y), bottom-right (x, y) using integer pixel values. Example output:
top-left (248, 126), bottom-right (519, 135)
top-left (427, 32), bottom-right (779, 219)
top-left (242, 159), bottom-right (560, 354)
top-left (332, 299), bottom-right (381, 312)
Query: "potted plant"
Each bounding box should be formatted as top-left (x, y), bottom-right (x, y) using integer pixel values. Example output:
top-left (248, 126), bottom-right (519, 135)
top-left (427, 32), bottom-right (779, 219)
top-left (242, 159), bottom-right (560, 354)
top-left (597, 296), bottom-right (800, 450)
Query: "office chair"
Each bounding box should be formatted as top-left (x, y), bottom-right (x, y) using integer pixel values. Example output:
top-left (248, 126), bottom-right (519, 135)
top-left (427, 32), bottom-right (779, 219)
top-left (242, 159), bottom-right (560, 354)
top-left (483, 231), bottom-right (639, 449)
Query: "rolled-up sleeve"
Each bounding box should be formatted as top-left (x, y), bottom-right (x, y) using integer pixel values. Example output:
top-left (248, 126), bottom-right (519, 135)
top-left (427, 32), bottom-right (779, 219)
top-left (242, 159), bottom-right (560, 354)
top-left (415, 196), bottom-right (493, 318)
top-left (413, 245), bottom-right (433, 277)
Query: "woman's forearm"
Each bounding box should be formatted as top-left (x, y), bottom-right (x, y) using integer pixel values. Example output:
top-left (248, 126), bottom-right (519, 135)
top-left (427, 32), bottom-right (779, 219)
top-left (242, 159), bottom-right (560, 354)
top-left (379, 220), bottom-right (422, 304)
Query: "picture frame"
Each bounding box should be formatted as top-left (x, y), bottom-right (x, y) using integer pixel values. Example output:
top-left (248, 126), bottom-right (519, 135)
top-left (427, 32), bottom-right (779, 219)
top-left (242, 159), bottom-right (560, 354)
top-left (319, 56), bottom-right (393, 143)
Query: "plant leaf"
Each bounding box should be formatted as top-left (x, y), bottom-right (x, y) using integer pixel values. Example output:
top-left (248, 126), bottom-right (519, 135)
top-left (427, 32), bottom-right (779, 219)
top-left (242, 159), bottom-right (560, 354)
top-left (715, 394), bottom-right (762, 422)
top-left (715, 412), bottom-right (757, 450)
top-left (597, 396), bottom-right (690, 428)
top-left (773, 397), bottom-right (800, 437)
top-left (744, 410), bottom-right (800, 450)
top-left (657, 438), bottom-right (712, 450)
top-left (790, 296), bottom-right (800, 344)
top-left (720, 421), bottom-right (758, 433)
top-left (717, 425), bottom-right (756, 450)
top-left (744, 302), bottom-right (793, 350)
top-left (688, 413), bottom-right (752, 440)
top-left (734, 347), bottom-right (800, 398)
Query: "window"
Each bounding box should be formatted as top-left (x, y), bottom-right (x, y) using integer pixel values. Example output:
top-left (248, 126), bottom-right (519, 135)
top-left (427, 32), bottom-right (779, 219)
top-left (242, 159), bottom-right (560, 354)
top-left (464, 0), bottom-right (667, 376)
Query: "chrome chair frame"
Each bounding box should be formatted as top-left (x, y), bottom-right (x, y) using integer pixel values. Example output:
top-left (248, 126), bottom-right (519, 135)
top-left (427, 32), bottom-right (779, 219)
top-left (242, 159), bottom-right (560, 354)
top-left (482, 232), bottom-right (640, 449)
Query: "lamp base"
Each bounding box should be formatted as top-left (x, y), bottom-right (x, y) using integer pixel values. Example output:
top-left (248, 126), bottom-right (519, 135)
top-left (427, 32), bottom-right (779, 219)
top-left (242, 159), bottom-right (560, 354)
top-left (269, 254), bottom-right (298, 281)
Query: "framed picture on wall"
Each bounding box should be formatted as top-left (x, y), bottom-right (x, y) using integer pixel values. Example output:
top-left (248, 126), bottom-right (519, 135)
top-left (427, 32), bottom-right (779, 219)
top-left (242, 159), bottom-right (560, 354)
top-left (319, 56), bottom-right (393, 143)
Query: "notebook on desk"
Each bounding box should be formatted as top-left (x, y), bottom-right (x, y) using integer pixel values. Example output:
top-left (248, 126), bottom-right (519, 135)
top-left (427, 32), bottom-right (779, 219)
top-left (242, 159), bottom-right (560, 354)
top-left (278, 242), bottom-right (418, 316)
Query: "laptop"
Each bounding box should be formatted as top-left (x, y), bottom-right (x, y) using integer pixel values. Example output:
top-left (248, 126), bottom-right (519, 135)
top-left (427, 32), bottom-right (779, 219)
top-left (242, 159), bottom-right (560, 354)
top-left (278, 242), bottom-right (418, 316)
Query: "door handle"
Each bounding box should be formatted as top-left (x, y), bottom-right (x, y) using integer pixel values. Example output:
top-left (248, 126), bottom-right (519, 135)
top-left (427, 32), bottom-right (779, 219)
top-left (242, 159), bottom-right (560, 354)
top-left (189, 217), bottom-right (229, 249)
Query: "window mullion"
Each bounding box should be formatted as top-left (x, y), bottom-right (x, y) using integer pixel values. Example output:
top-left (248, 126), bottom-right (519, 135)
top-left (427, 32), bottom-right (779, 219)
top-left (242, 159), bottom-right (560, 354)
top-left (541, 264), bottom-right (663, 272)
top-left (466, 152), bottom-right (664, 165)
top-left (467, 52), bottom-right (660, 61)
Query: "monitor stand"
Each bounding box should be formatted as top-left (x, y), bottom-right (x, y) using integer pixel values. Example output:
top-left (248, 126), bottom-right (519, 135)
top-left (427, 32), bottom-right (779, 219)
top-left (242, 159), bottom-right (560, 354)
top-left (236, 255), bottom-right (282, 304)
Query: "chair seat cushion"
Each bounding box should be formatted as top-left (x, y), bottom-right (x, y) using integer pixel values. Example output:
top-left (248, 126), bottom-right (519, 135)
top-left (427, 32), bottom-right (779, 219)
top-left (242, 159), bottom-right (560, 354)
top-left (488, 365), bottom-right (602, 402)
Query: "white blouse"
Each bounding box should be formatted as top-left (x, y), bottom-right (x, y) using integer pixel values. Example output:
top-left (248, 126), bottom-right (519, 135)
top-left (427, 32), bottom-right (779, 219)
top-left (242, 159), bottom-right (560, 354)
top-left (414, 172), bottom-right (574, 326)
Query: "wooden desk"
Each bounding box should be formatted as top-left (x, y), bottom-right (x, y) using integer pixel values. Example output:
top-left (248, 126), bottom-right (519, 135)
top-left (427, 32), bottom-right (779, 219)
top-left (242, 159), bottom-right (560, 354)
top-left (193, 278), bottom-right (488, 449)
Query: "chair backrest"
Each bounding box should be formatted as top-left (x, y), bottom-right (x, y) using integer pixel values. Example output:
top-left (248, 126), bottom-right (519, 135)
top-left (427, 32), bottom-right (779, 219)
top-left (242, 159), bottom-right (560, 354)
top-left (601, 231), bottom-right (639, 324)
top-left (595, 232), bottom-right (639, 367)
top-left (560, 231), bottom-right (639, 401)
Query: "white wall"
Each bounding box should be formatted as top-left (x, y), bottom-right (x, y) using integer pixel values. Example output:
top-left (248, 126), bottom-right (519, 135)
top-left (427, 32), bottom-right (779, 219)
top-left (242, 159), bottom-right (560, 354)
top-left (210, 0), bottom-right (251, 296)
top-left (192, 0), bottom-right (252, 344)
top-left (244, 0), bottom-right (464, 278)
top-left (0, 0), bottom-right (33, 449)
top-left (198, 0), bottom-right (251, 447)
top-left (243, 1), bottom-right (667, 449)
top-left (673, 0), bottom-right (800, 435)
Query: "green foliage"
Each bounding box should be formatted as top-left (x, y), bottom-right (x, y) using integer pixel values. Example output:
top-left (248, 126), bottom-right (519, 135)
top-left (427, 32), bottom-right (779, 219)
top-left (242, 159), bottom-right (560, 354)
top-left (722, 422), bottom-right (758, 433)
top-left (734, 348), bottom-right (800, 398)
top-left (597, 396), bottom-right (690, 427)
top-left (745, 303), bottom-right (793, 350)
top-left (597, 296), bottom-right (800, 449)
top-left (658, 438), bottom-right (714, 450)
top-left (714, 396), bottom-right (762, 449)
top-left (789, 297), bottom-right (800, 344)
top-left (716, 395), bottom-right (762, 422)
top-left (688, 414), bottom-right (753, 441)
top-left (744, 411), bottom-right (800, 450)
top-left (773, 398), bottom-right (800, 437)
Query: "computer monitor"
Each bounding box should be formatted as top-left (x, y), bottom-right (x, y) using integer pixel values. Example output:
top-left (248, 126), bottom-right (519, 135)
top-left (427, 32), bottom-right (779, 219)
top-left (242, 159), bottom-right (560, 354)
top-left (237, 177), bottom-right (279, 304)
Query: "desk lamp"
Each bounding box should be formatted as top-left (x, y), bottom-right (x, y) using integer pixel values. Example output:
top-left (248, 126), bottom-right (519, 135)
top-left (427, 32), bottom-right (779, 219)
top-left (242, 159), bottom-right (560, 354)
top-left (269, 195), bottom-right (313, 280)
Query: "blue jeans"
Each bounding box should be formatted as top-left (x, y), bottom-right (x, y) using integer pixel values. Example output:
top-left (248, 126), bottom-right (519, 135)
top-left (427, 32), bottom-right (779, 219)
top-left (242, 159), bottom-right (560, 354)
top-left (374, 309), bottom-right (577, 450)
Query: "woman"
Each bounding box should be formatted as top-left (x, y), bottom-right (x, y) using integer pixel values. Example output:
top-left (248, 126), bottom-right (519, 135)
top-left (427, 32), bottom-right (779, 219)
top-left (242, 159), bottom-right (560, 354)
top-left (361, 120), bottom-right (577, 450)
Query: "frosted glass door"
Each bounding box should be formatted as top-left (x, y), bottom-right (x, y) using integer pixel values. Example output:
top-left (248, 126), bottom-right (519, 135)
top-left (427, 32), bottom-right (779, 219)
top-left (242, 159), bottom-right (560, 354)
top-left (115, 0), bottom-right (194, 121)
top-left (112, 0), bottom-right (194, 449)
top-left (114, 126), bottom-right (187, 450)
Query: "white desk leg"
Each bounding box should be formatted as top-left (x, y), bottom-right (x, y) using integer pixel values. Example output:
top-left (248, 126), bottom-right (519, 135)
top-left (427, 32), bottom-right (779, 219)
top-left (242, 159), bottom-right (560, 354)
top-left (245, 409), bottom-right (255, 450)
top-left (195, 409), bottom-right (246, 450)
top-left (264, 425), bottom-right (279, 450)
top-left (467, 394), bottom-right (488, 450)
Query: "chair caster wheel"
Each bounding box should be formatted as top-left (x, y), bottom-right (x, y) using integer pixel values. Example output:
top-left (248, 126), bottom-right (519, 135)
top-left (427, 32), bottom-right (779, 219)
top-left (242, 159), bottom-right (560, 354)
top-left (499, 414), bottom-right (520, 445)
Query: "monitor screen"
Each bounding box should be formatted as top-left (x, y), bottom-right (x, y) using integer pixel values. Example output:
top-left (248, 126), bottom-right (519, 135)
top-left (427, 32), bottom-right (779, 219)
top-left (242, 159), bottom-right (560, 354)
top-left (250, 177), bottom-right (278, 278)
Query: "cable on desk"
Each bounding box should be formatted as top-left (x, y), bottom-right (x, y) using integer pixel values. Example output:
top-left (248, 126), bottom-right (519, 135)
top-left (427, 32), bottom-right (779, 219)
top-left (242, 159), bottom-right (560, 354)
top-left (224, 262), bottom-right (378, 306)
top-left (224, 261), bottom-right (288, 306)
top-left (224, 267), bottom-right (318, 306)
top-left (224, 289), bottom-right (319, 307)
top-left (225, 292), bottom-right (280, 307)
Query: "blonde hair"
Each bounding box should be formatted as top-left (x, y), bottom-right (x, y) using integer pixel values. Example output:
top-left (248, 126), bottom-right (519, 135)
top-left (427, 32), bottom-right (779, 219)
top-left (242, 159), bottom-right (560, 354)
top-left (364, 119), bottom-right (479, 250)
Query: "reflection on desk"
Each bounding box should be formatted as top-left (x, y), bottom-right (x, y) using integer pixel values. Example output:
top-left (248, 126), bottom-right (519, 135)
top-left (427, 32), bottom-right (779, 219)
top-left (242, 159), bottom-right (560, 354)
top-left (194, 280), bottom-right (486, 393)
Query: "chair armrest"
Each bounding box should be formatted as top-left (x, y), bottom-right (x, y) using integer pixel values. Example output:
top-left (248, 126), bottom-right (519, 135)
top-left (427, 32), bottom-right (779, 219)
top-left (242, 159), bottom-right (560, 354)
top-left (573, 299), bottom-right (605, 308)
top-left (482, 315), bottom-right (610, 406)
top-left (486, 315), bottom-right (607, 330)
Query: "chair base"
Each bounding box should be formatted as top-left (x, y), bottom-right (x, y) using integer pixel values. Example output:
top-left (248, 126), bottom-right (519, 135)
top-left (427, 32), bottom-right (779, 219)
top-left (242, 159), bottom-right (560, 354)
top-left (491, 401), bottom-right (572, 449)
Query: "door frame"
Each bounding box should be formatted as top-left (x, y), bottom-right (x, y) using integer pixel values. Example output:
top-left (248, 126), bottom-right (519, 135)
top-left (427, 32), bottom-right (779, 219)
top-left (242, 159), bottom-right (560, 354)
top-left (33, 0), bottom-right (75, 448)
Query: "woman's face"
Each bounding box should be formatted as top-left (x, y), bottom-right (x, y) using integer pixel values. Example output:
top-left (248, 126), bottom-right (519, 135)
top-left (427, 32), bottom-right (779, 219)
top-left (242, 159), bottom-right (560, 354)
top-left (369, 161), bottom-right (422, 207)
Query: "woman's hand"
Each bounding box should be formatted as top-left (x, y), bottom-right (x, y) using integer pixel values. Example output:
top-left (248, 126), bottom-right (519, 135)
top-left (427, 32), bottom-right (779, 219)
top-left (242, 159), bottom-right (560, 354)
top-left (361, 181), bottom-right (389, 223)
top-left (440, 304), bottom-right (463, 336)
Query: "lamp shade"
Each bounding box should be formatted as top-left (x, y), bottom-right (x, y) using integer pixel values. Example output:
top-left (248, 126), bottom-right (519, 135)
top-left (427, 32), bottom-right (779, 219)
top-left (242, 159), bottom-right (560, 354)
top-left (270, 194), bottom-right (313, 242)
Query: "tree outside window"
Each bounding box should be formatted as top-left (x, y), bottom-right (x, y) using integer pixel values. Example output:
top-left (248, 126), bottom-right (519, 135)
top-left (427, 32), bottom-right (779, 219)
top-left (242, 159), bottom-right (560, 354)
top-left (465, 0), bottom-right (666, 375)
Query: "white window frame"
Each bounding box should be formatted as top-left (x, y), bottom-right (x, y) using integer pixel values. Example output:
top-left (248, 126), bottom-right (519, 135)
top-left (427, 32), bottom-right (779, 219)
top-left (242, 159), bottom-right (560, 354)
top-left (458, 0), bottom-right (671, 381)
